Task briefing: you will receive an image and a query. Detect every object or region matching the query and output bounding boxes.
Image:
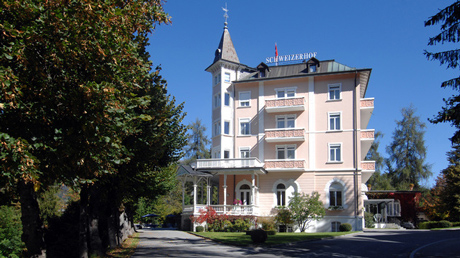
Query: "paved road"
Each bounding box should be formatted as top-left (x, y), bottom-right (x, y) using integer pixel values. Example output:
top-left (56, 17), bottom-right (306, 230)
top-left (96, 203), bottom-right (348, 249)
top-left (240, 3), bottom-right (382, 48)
top-left (132, 228), bottom-right (460, 257)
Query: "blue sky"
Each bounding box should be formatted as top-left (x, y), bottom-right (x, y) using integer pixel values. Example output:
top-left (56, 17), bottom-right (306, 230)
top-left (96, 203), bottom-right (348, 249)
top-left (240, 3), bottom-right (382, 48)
top-left (147, 0), bottom-right (458, 187)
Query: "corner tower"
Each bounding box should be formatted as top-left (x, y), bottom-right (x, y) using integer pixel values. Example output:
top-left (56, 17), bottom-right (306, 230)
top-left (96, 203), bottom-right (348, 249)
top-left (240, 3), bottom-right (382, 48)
top-left (206, 17), bottom-right (247, 159)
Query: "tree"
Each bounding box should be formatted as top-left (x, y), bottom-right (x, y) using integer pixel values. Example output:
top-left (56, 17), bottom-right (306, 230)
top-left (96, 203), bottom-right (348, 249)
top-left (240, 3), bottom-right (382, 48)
top-left (183, 118), bottom-right (211, 164)
top-left (386, 106), bottom-right (432, 190)
top-left (274, 206), bottom-right (294, 231)
top-left (425, 1), bottom-right (460, 144)
top-left (439, 144), bottom-right (460, 221)
top-left (0, 1), bottom-right (186, 256)
top-left (366, 131), bottom-right (392, 190)
top-left (288, 192), bottom-right (325, 232)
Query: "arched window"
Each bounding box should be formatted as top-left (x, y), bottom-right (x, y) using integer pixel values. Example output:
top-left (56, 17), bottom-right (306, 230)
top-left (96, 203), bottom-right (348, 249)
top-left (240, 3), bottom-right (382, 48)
top-left (276, 184), bottom-right (286, 206)
top-left (329, 183), bottom-right (343, 206)
top-left (240, 184), bottom-right (251, 205)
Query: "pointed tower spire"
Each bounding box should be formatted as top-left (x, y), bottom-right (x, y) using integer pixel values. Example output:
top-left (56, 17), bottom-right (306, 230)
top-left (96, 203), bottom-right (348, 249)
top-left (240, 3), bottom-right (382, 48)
top-left (212, 4), bottom-right (239, 64)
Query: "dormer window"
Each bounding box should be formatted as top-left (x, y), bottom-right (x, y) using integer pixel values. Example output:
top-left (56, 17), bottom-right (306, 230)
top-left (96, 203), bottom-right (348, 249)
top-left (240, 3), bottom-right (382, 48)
top-left (306, 57), bottom-right (320, 73)
top-left (257, 62), bottom-right (269, 78)
top-left (309, 64), bottom-right (317, 73)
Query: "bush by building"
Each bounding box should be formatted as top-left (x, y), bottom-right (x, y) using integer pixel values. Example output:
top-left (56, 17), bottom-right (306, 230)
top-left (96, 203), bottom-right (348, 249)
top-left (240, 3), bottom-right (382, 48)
top-left (339, 223), bottom-right (352, 232)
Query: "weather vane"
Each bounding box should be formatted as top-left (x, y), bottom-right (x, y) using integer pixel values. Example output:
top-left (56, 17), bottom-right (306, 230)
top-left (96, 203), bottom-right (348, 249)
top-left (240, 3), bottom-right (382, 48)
top-left (222, 3), bottom-right (228, 27)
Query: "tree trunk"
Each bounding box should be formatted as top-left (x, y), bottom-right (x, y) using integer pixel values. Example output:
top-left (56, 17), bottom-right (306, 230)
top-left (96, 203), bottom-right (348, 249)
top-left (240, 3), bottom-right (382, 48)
top-left (79, 186), bottom-right (89, 258)
top-left (18, 180), bottom-right (44, 257)
top-left (88, 186), bottom-right (104, 256)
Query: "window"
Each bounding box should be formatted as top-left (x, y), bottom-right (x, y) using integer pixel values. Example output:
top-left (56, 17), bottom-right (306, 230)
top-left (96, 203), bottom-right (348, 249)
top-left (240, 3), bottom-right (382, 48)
top-left (214, 94), bottom-right (221, 108)
top-left (240, 118), bottom-right (250, 135)
top-left (329, 143), bottom-right (342, 162)
top-left (277, 145), bottom-right (295, 159)
top-left (224, 72), bottom-right (231, 82)
top-left (224, 121), bottom-right (230, 135)
top-left (329, 183), bottom-right (343, 206)
top-left (240, 147), bottom-right (250, 158)
top-left (328, 112), bottom-right (341, 131)
top-left (240, 184), bottom-right (251, 205)
top-left (331, 222), bottom-right (341, 232)
top-left (214, 121), bottom-right (221, 136)
top-left (276, 88), bottom-right (296, 98)
top-left (214, 150), bottom-right (221, 158)
top-left (224, 93), bottom-right (230, 106)
top-left (388, 200), bottom-right (401, 216)
top-left (239, 91), bottom-right (250, 107)
top-left (277, 115), bottom-right (295, 128)
top-left (214, 73), bottom-right (221, 85)
top-left (309, 64), bottom-right (317, 73)
top-left (276, 184), bottom-right (286, 206)
top-left (328, 84), bottom-right (341, 100)
top-left (224, 150), bottom-right (230, 159)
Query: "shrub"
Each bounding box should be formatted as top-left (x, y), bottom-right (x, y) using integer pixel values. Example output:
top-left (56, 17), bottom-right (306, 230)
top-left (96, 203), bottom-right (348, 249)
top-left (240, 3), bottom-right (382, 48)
top-left (364, 212), bottom-right (375, 228)
top-left (419, 220), bottom-right (453, 229)
top-left (339, 223), bottom-right (352, 232)
top-left (259, 217), bottom-right (276, 231)
top-left (250, 229), bottom-right (267, 244)
top-left (438, 220), bottom-right (453, 228)
top-left (196, 226), bottom-right (204, 232)
top-left (452, 222), bottom-right (460, 227)
top-left (0, 205), bottom-right (24, 258)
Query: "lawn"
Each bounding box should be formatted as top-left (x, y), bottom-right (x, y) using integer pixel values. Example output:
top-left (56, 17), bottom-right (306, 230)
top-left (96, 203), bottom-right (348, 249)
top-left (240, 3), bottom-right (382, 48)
top-left (193, 231), bottom-right (356, 246)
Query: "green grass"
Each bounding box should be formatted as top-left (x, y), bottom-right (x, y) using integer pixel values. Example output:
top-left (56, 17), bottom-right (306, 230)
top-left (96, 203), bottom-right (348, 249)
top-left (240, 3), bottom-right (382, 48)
top-left (193, 231), bottom-right (356, 246)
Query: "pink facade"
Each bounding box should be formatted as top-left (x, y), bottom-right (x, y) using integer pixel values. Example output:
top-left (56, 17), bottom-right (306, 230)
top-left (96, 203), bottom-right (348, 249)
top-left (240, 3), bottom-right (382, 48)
top-left (190, 23), bottom-right (375, 232)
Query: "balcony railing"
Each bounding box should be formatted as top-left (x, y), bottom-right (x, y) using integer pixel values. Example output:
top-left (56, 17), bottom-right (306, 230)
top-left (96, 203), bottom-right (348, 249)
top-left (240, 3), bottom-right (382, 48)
top-left (362, 160), bottom-right (375, 171)
top-left (361, 129), bottom-right (375, 159)
top-left (183, 205), bottom-right (258, 216)
top-left (265, 97), bottom-right (305, 113)
top-left (265, 128), bottom-right (306, 142)
top-left (264, 159), bottom-right (306, 171)
top-left (360, 98), bottom-right (374, 129)
top-left (196, 158), bottom-right (264, 169)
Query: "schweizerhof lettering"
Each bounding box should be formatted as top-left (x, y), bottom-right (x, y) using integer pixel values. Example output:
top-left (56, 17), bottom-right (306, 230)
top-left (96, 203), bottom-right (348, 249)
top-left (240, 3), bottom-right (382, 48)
top-left (266, 52), bottom-right (318, 64)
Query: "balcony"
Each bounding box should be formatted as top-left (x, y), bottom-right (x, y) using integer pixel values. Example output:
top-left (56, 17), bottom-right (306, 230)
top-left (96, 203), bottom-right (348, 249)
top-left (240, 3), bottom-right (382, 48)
top-left (265, 97), bottom-right (305, 113)
top-left (183, 205), bottom-right (258, 216)
top-left (360, 98), bottom-right (374, 129)
top-left (361, 160), bottom-right (375, 184)
top-left (361, 129), bottom-right (375, 159)
top-left (264, 159), bottom-right (306, 171)
top-left (265, 128), bottom-right (306, 143)
top-left (195, 158), bottom-right (266, 174)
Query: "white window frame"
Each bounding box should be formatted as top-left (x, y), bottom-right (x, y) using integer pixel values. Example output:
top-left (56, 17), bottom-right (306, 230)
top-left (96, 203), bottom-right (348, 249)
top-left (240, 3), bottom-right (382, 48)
top-left (214, 93), bottom-right (221, 108)
top-left (328, 143), bottom-right (342, 162)
top-left (240, 147), bottom-right (250, 158)
top-left (276, 114), bottom-right (296, 129)
top-left (213, 121), bottom-right (221, 137)
top-left (239, 91), bottom-right (251, 107)
top-left (276, 144), bottom-right (296, 159)
top-left (329, 183), bottom-right (343, 206)
top-left (224, 92), bottom-right (231, 106)
top-left (328, 84), bottom-right (341, 100)
top-left (224, 120), bottom-right (230, 135)
top-left (224, 72), bottom-right (231, 83)
top-left (276, 87), bottom-right (296, 99)
top-left (239, 118), bottom-right (250, 136)
top-left (328, 112), bottom-right (342, 131)
top-left (276, 183), bottom-right (287, 206)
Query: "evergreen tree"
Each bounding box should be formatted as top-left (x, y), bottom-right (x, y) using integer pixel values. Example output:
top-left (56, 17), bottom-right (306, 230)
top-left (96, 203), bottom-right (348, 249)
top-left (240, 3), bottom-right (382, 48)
top-left (183, 118), bottom-right (211, 164)
top-left (425, 1), bottom-right (460, 144)
top-left (439, 144), bottom-right (460, 221)
top-left (365, 131), bottom-right (392, 190)
top-left (386, 106), bottom-right (432, 190)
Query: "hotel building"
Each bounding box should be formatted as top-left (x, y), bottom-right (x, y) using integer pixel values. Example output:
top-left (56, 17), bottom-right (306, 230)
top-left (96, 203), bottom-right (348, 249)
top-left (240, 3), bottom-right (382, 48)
top-left (178, 21), bottom-right (375, 232)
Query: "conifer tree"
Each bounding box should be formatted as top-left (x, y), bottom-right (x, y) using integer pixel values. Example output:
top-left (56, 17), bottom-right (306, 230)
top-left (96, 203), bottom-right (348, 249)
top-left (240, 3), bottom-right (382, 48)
top-left (183, 118), bottom-right (211, 164)
top-left (386, 106), bottom-right (432, 190)
top-left (366, 131), bottom-right (392, 190)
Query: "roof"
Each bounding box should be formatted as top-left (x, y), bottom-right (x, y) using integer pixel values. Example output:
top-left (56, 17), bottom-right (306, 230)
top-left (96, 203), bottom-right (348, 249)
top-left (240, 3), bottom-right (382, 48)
top-left (212, 26), bottom-right (239, 64)
top-left (176, 165), bottom-right (213, 177)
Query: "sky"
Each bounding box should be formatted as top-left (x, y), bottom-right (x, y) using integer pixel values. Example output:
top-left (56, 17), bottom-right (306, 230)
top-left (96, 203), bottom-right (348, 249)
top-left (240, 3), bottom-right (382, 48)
top-left (147, 0), bottom-right (459, 188)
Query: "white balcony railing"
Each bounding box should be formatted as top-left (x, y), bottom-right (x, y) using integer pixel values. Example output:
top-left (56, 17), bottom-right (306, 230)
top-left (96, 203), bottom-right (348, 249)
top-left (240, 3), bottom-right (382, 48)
top-left (196, 158), bottom-right (264, 169)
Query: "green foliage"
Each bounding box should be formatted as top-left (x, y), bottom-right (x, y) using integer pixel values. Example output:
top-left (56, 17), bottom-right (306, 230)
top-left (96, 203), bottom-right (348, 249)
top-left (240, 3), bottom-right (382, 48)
top-left (274, 206), bottom-right (294, 227)
top-left (259, 217), bottom-right (276, 231)
top-left (0, 204), bottom-right (24, 258)
top-left (425, 1), bottom-right (460, 143)
top-left (196, 226), bottom-right (204, 232)
top-left (339, 223), bottom-right (352, 232)
top-left (266, 230), bottom-right (277, 235)
top-left (183, 118), bottom-right (211, 164)
top-left (418, 220), bottom-right (453, 229)
top-left (288, 192), bottom-right (325, 232)
top-left (386, 106), bottom-right (432, 190)
top-left (366, 131), bottom-right (393, 190)
top-left (364, 212), bottom-right (375, 228)
top-left (452, 222), bottom-right (460, 227)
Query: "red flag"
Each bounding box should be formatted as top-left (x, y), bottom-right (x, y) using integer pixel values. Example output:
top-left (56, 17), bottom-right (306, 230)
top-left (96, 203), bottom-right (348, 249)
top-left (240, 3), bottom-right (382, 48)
top-left (275, 43), bottom-right (278, 64)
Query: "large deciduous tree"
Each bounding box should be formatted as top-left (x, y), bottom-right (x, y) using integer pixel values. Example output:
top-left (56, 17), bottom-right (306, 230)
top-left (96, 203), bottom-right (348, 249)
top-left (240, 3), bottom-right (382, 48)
top-left (425, 1), bottom-right (460, 144)
top-left (0, 0), bottom-right (186, 256)
top-left (386, 106), bottom-right (432, 190)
